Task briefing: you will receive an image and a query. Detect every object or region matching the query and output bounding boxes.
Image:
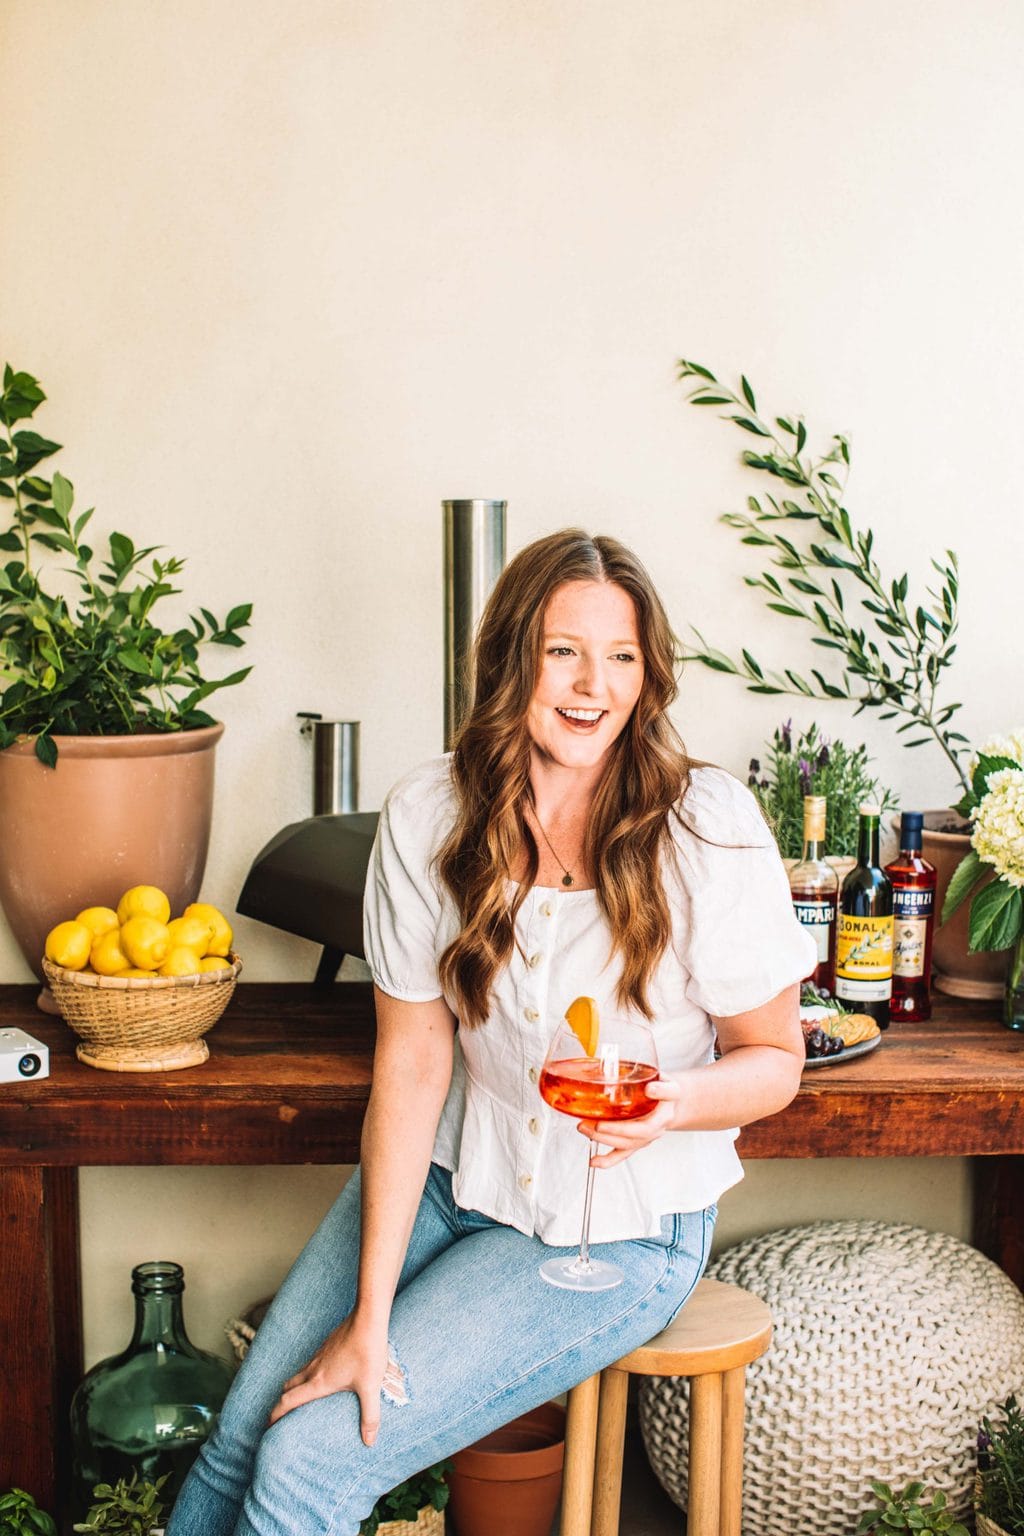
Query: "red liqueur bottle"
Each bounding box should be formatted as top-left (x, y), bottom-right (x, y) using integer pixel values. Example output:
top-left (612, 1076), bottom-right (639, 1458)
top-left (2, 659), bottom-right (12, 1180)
top-left (788, 795), bottom-right (838, 994)
top-left (885, 810), bottom-right (936, 1022)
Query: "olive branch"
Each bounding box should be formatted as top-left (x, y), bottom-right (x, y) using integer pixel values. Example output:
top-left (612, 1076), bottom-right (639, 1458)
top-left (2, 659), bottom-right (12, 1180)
top-left (677, 359), bottom-right (969, 795)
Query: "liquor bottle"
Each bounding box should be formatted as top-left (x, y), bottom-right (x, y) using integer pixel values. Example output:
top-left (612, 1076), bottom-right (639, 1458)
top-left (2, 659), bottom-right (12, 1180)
top-left (885, 810), bottom-right (936, 1022)
top-left (70, 1261), bottom-right (235, 1519)
top-left (788, 795), bottom-right (838, 994)
top-left (835, 804), bottom-right (894, 1029)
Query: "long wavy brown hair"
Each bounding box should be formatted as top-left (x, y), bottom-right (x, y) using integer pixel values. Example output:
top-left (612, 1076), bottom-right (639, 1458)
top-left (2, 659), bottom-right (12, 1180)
top-left (437, 528), bottom-right (691, 1025)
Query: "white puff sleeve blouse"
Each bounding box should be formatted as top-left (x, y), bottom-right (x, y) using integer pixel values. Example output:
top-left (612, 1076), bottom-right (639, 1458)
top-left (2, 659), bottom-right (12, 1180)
top-left (363, 756), bottom-right (815, 1246)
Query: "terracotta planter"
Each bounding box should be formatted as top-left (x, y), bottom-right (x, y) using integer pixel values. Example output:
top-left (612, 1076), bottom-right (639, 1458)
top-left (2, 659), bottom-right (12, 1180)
top-left (0, 724), bottom-right (224, 982)
top-left (447, 1402), bottom-right (565, 1536)
top-left (919, 811), bottom-right (1006, 1000)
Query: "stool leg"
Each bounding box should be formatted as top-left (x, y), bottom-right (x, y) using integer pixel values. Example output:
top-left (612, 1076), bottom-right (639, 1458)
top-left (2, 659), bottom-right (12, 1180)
top-left (719, 1366), bottom-right (746, 1536)
top-left (688, 1373), bottom-right (722, 1536)
top-left (560, 1373), bottom-right (600, 1536)
top-left (591, 1367), bottom-right (629, 1536)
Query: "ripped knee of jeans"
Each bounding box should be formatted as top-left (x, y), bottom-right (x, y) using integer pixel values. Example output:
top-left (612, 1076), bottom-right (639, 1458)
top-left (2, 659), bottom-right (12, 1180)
top-left (382, 1341), bottom-right (409, 1406)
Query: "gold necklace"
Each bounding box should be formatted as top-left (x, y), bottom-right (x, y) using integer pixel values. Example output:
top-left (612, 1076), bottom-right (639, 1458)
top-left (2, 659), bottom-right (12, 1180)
top-left (532, 814), bottom-right (576, 887)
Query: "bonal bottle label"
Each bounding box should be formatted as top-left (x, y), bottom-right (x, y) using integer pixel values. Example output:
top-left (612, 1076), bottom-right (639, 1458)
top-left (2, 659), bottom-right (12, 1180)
top-left (892, 888), bottom-right (933, 978)
top-left (793, 900), bottom-right (835, 963)
top-left (835, 914), bottom-right (894, 1002)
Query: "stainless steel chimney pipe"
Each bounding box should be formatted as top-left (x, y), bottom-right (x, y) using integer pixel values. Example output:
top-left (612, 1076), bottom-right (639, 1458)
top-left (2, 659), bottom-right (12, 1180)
top-left (443, 499), bottom-right (507, 750)
top-left (298, 715), bottom-right (360, 814)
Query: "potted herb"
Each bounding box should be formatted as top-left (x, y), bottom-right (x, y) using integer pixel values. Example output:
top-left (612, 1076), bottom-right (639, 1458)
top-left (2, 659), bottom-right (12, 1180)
top-left (0, 365), bottom-right (252, 981)
top-left (361, 1461), bottom-right (450, 1536)
top-left (977, 1394), bottom-right (1024, 1535)
top-left (750, 718), bottom-right (895, 862)
top-left (677, 357), bottom-right (1004, 997)
top-left (73, 1473), bottom-right (168, 1536)
top-left (856, 1479), bottom-right (969, 1536)
top-left (0, 1488), bottom-right (58, 1536)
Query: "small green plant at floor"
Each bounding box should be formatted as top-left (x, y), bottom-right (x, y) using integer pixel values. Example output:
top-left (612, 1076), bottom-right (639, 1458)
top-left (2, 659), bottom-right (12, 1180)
top-left (749, 718), bottom-right (896, 859)
top-left (359, 1460), bottom-right (450, 1536)
top-left (73, 1472), bottom-right (168, 1536)
top-left (855, 1479), bottom-right (969, 1536)
top-left (978, 1394), bottom-right (1024, 1534)
top-left (0, 1488), bottom-right (58, 1536)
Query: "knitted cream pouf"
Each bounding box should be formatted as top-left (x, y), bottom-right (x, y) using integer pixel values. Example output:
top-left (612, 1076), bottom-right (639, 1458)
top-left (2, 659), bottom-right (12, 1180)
top-left (639, 1222), bottom-right (1024, 1536)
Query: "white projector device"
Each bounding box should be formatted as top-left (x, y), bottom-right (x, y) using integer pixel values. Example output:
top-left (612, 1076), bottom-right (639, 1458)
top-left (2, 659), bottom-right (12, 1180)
top-left (0, 1027), bottom-right (50, 1082)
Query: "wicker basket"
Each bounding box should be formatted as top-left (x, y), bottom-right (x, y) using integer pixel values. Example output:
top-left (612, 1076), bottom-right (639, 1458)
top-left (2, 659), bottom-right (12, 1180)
top-left (42, 953), bottom-right (242, 1071)
top-left (377, 1507), bottom-right (443, 1536)
top-left (976, 1473), bottom-right (1015, 1536)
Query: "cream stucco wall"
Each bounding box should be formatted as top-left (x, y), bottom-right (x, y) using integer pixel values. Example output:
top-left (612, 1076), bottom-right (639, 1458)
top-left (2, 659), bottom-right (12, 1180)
top-left (2, 0), bottom-right (1020, 1365)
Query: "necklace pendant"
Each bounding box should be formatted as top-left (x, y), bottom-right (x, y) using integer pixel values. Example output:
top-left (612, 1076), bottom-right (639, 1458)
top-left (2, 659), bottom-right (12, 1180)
top-left (562, 872), bottom-right (574, 887)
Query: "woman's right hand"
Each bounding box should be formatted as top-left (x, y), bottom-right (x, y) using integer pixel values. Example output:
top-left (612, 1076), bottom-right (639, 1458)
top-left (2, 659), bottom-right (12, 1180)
top-left (267, 1311), bottom-right (391, 1445)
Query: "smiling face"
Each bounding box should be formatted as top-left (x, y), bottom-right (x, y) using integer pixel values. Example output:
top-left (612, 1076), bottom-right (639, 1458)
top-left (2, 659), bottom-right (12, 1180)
top-left (525, 579), bottom-right (645, 775)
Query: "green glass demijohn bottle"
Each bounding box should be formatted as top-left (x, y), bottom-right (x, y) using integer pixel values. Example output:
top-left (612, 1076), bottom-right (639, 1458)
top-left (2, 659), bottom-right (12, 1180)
top-left (70, 1261), bottom-right (235, 1519)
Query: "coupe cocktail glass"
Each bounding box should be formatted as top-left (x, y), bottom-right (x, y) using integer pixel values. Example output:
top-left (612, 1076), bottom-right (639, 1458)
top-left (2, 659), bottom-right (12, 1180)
top-left (537, 1013), bottom-right (658, 1291)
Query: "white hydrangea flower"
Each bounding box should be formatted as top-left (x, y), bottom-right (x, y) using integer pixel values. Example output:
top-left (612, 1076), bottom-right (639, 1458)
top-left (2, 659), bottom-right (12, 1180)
top-left (972, 767), bottom-right (1024, 889)
top-left (970, 729), bottom-right (1024, 776)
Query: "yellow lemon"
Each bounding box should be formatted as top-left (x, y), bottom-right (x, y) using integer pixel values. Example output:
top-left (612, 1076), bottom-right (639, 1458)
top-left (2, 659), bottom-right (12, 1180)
top-left (91, 929), bottom-right (131, 976)
top-left (198, 955), bottom-right (232, 973)
top-left (159, 946), bottom-right (203, 977)
top-left (183, 902), bottom-right (232, 958)
top-left (565, 996), bottom-right (600, 1057)
top-left (75, 906), bottom-right (120, 941)
top-left (166, 914), bottom-right (214, 957)
top-left (122, 967), bottom-right (158, 979)
top-left (120, 916), bottom-right (171, 970)
top-left (116, 885), bottom-right (171, 926)
top-left (45, 920), bottom-right (93, 971)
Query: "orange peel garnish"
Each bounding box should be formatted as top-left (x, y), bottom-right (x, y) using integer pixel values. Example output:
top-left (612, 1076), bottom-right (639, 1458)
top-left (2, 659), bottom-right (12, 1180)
top-left (565, 996), bottom-right (600, 1057)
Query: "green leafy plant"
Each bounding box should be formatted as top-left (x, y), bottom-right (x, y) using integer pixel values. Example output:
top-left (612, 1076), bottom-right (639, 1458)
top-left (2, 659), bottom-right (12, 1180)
top-left (0, 366), bottom-right (251, 766)
top-left (978, 1393), bottom-right (1024, 1534)
top-left (855, 1478), bottom-right (968, 1536)
top-left (72, 1472), bottom-right (168, 1535)
top-left (750, 718), bottom-right (896, 859)
top-left (677, 359), bottom-right (969, 796)
top-left (942, 735), bottom-right (1024, 953)
top-left (0, 1488), bottom-right (58, 1536)
top-left (359, 1460), bottom-right (450, 1536)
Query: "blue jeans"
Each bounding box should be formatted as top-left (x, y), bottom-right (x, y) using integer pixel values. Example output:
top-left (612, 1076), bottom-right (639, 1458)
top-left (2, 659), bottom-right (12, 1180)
top-left (168, 1164), bottom-right (716, 1536)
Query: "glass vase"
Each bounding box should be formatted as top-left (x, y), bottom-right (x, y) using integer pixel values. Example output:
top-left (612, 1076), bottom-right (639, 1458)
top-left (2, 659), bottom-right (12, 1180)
top-left (70, 1261), bottom-right (235, 1520)
top-left (1004, 933), bottom-right (1024, 1032)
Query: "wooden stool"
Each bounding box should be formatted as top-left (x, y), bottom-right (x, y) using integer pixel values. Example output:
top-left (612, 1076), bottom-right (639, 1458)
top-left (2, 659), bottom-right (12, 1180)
top-left (559, 1276), bottom-right (772, 1536)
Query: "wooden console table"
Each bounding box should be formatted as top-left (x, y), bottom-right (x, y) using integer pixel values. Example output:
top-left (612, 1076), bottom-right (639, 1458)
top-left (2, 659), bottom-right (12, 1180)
top-left (0, 983), bottom-right (1020, 1516)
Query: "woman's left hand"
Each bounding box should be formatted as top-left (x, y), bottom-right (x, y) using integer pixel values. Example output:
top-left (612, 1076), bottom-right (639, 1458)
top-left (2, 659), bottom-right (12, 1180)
top-left (579, 1077), bottom-right (682, 1167)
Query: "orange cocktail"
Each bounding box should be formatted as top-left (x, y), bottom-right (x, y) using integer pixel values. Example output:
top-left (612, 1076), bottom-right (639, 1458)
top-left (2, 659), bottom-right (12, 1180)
top-left (539, 1057), bottom-right (659, 1121)
top-left (538, 998), bottom-right (658, 1292)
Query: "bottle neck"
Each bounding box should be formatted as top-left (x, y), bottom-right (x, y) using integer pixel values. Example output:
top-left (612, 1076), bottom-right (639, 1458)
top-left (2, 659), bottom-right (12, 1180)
top-left (130, 1290), bottom-right (188, 1349)
top-left (802, 833), bottom-right (826, 862)
top-left (858, 818), bottom-right (881, 867)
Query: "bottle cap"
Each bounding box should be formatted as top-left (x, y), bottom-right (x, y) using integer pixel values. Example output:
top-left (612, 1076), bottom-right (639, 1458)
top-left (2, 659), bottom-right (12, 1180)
top-left (802, 795), bottom-right (827, 838)
top-left (900, 810), bottom-right (924, 850)
top-left (858, 803), bottom-right (881, 817)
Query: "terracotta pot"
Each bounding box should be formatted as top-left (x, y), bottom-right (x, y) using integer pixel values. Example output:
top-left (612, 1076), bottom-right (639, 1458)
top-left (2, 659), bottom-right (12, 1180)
top-left (919, 810), bottom-right (1007, 1000)
top-left (447, 1402), bottom-right (565, 1536)
top-left (0, 724), bottom-right (224, 982)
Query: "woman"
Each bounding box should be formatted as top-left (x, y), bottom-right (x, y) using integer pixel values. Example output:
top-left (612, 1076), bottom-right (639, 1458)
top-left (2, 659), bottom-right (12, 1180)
top-left (168, 529), bottom-right (814, 1536)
